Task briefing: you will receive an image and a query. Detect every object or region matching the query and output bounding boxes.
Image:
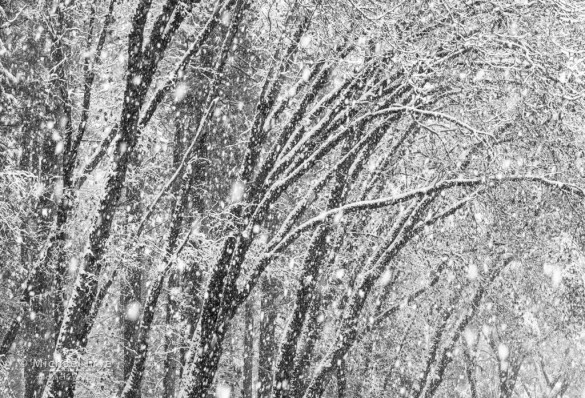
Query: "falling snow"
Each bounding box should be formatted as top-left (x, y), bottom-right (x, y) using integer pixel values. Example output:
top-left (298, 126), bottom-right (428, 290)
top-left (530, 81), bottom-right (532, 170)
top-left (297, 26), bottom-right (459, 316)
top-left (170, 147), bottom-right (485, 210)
top-left (1, 1), bottom-right (585, 398)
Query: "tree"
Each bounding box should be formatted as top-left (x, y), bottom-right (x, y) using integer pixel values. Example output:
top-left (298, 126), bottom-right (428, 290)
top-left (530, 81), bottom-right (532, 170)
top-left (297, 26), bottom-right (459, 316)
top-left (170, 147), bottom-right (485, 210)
top-left (1, 1), bottom-right (585, 398)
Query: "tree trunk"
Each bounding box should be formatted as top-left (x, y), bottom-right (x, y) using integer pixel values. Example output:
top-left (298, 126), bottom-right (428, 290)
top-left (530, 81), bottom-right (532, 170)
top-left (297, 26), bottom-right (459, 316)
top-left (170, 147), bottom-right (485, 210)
top-left (258, 277), bottom-right (280, 398)
top-left (336, 358), bottom-right (347, 398)
top-left (273, 134), bottom-right (355, 398)
top-left (163, 288), bottom-right (179, 398)
top-left (162, 114), bottom-right (188, 398)
top-left (120, 262), bottom-right (142, 394)
top-left (242, 299), bottom-right (255, 398)
top-left (23, 296), bottom-right (53, 398)
top-left (22, 129), bottom-right (59, 398)
top-left (291, 292), bottom-right (323, 398)
top-left (463, 344), bottom-right (478, 398)
top-left (273, 226), bottom-right (329, 398)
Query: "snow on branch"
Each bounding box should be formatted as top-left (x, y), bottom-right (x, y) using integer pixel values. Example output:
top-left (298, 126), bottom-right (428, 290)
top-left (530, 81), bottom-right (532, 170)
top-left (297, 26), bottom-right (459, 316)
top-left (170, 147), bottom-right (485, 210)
top-left (268, 175), bottom-right (584, 256)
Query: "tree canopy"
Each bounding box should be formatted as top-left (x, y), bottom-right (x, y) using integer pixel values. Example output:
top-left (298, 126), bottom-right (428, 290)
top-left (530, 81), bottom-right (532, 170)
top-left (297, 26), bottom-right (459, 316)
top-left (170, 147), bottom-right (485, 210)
top-left (1, 0), bottom-right (585, 397)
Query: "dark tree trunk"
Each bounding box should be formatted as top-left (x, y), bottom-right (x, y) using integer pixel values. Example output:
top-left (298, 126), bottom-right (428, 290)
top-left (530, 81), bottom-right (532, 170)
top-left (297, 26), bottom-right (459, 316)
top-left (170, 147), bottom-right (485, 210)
top-left (463, 345), bottom-right (478, 398)
top-left (120, 261), bottom-right (142, 393)
top-left (242, 299), bottom-right (255, 398)
top-left (23, 297), bottom-right (53, 398)
top-left (336, 358), bottom-right (347, 398)
top-left (163, 288), bottom-right (179, 398)
top-left (22, 128), bottom-right (59, 398)
top-left (162, 110), bottom-right (189, 398)
top-left (258, 277), bottom-right (280, 398)
top-left (41, 0), bottom-right (193, 393)
top-left (291, 292), bottom-right (323, 398)
top-left (273, 134), bottom-right (355, 398)
top-left (273, 226), bottom-right (329, 398)
top-left (302, 200), bottom-right (430, 398)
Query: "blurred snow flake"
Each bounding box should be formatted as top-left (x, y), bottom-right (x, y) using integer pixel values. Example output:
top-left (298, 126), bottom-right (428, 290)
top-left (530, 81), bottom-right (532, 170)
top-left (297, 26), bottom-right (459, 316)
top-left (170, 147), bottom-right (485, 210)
top-left (474, 213), bottom-right (483, 223)
top-left (474, 69), bottom-right (486, 82)
top-left (216, 384), bottom-right (231, 398)
top-left (231, 181), bottom-right (245, 202)
top-left (126, 301), bottom-right (141, 321)
top-left (174, 82), bottom-right (189, 102)
top-left (467, 263), bottom-right (478, 280)
top-left (221, 10), bottom-right (232, 25)
top-left (53, 179), bottom-right (64, 200)
top-left (379, 270), bottom-right (392, 286)
top-left (463, 328), bottom-right (476, 346)
top-left (69, 257), bottom-right (79, 273)
top-left (177, 257), bottom-right (187, 272)
top-left (498, 344), bottom-right (509, 361)
top-left (552, 266), bottom-right (563, 288)
top-left (55, 141), bottom-right (64, 155)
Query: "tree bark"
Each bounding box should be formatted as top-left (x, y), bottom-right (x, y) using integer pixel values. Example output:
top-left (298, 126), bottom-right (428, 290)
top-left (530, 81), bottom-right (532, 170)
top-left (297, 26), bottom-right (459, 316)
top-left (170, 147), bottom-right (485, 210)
top-left (258, 277), bottom-right (280, 398)
top-left (242, 299), bottom-right (255, 398)
top-left (336, 358), bottom-right (347, 398)
top-left (462, 344), bottom-right (478, 398)
top-left (291, 293), bottom-right (323, 398)
top-left (273, 132), bottom-right (356, 398)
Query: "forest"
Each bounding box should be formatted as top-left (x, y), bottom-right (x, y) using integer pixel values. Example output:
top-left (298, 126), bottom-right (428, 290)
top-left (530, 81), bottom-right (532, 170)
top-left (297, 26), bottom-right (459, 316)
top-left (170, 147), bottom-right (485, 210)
top-left (1, 0), bottom-right (585, 397)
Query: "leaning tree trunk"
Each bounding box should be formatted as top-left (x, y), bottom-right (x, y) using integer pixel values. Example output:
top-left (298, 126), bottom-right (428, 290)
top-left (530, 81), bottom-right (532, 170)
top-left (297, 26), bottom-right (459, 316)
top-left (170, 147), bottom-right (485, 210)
top-left (40, 0), bottom-right (202, 394)
top-left (258, 276), bottom-right (280, 398)
top-left (273, 133), bottom-right (356, 398)
top-left (120, 182), bottom-right (143, 395)
top-left (242, 299), bottom-right (255, 398)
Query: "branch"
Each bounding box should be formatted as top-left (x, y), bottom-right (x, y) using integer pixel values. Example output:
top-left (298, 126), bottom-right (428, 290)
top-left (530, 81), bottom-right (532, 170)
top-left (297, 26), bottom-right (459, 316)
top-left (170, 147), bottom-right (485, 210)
top-left (372, 262), bottom-right (446, 326)
top-left (120, 227), bottom-right (193, 398)
top-left (138, 0), bottom-right (234, 127)
top-left (85, 269), bottom-right (118, 333)
top-left (74, 124), bottom-right (118, 189)
top-left (399, 105), bottom-right (495, 138)
top-left (72, 0), bottom-right (117, 156)
top-left (463, 343), bottom-right (479, 398)
top-left (137, 0), bottom-right (246, 235)
top-left (237, 175), bottom-right (581, 306)
top-left (268, 175), bottom-right (584, 258)
top-left (412, 189), bottom-right (483, 234)
top-left (238, 6), bottom-right (317, 188)
top-left (0, 6), bottom-right (28, 29)
top-left (136, 99), bottom-right (218, 236)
